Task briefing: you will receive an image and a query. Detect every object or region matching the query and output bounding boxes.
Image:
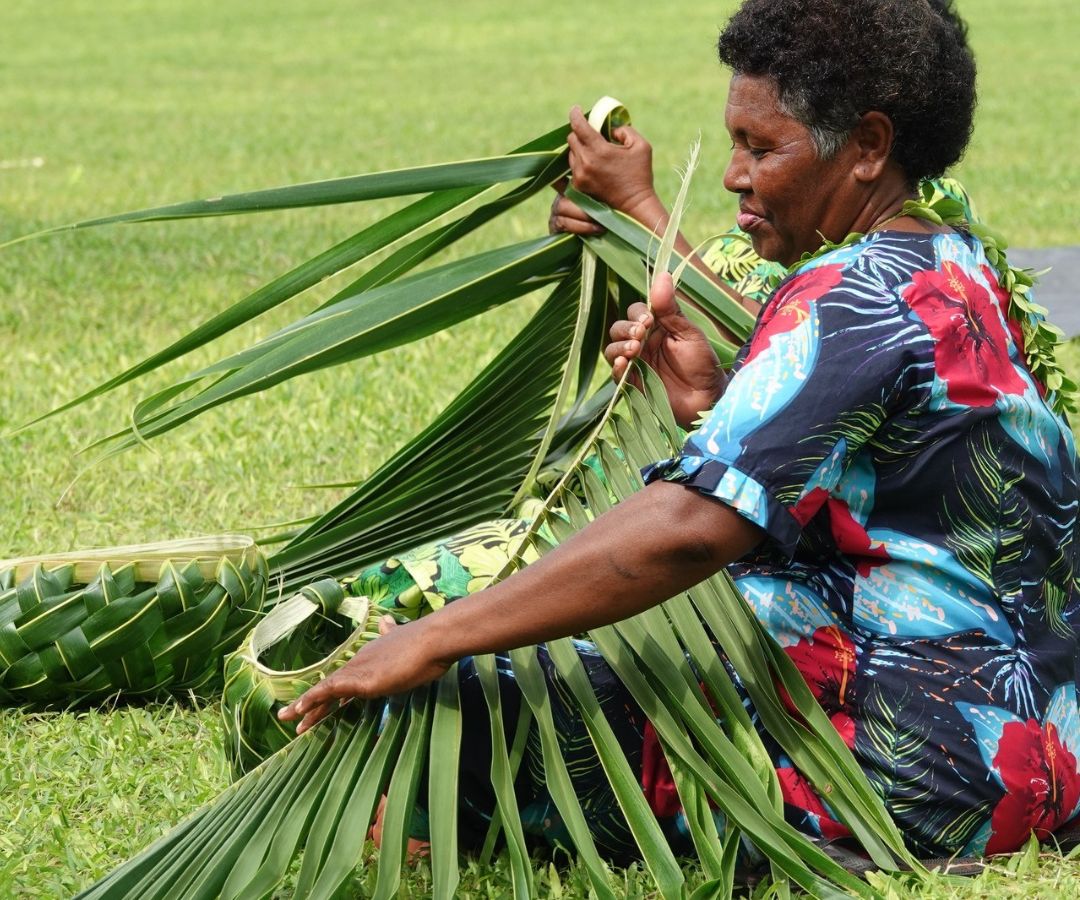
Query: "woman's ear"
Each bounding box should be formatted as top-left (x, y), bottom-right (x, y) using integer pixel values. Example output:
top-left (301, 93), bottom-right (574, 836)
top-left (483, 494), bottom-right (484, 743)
top-left (850, 111), bottom-right (895, 182)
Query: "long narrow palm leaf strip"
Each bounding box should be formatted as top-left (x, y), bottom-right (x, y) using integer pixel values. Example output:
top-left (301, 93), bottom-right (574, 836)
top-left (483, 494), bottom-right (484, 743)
top-left (3, 147), bottom-right (566, 245)
top-left (477, 697), bottom-right (535, 865)
top-left (664, 750), bottom-right (726, 880)
top-left (428, 664), bottom-right (463, 900)
top-left (472, 650), bottom-right (535, 899)
top-left (82, 235), bottom-right (576, 460)
top-left (543, 636), bottom-right (686, 898)
top-left (510, 242), bottom-right (598, 508)
top-left (368, 690), bottom-right (434, 900)
top-left (506, 644), bottom-right (618, 900)
top-left (14, 125), bottom-right (573, 433)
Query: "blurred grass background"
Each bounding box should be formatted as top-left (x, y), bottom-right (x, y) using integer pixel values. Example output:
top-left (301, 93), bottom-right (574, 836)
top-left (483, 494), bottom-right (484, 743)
top-left (1, 0), bottom-right (1078, 894)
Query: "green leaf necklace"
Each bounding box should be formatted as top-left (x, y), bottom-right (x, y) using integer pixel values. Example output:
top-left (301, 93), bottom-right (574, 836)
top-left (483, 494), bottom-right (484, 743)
top-left (787, 182), bottom-right (1076, 415)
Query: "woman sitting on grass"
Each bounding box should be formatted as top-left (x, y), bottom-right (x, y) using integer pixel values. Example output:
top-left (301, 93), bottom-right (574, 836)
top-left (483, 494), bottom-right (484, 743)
top-left (283, 0), bottom-right (1080, 859)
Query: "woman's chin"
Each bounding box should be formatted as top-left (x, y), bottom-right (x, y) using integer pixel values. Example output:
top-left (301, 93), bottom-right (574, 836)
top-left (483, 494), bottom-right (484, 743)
top-left (748, 234), bottom-right (790, 268)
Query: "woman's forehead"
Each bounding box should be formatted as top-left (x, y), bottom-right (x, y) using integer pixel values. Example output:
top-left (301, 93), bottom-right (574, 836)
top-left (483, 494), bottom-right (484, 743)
top-left (724, 74), bottom-right (795, 136)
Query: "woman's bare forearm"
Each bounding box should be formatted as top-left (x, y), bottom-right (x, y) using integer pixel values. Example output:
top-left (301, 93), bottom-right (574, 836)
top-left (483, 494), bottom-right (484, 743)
top-left (426, 481), bottom-right (762, 663)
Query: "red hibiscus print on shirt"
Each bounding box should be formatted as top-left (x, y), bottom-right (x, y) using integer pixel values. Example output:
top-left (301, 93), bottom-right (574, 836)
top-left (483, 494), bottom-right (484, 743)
top-left (745, 264), bottom-right (844, 364)
top-left (782, 625), bottom-right (858, 748)
top-left (903, 261), bottom-right (1026, 407)
top-left (826, 497), bottom-right (891, 578)
top-left (985, 719), bottom-right (1080, 855)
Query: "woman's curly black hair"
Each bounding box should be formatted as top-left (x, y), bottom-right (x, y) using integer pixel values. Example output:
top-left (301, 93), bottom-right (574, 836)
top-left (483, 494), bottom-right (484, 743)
top-left (717, 0), bottom-right (976, 184)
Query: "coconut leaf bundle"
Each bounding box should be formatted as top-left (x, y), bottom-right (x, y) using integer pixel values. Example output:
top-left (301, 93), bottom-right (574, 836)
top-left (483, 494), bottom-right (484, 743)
top-left (0, 536), bottom-right (267, 706)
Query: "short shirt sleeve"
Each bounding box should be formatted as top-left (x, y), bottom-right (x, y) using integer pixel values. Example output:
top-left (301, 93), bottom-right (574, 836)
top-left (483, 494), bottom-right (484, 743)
top-left (644, 249), bottom-right (925, 557)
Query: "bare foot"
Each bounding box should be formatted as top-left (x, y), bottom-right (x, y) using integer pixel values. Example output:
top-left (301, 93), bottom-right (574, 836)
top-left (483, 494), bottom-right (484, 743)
top-left (371, 795), bottom-right (431, 859)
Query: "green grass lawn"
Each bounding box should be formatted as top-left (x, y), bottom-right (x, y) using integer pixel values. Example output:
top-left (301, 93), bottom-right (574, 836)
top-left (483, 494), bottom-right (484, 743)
top-left (1, 0), bottom-right (1079, 894)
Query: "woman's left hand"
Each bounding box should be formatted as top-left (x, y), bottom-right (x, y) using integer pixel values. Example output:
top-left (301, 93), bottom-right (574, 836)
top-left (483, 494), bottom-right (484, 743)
top-left (277, 615), bottom-right (451, 734)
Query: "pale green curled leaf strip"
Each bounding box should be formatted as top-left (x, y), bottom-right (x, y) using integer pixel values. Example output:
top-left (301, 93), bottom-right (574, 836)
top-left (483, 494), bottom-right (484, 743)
top-left (370, 691), bottom-right (434, 900)
top-left (429, 666), bottom-right (463, 900)
top-left (473, 652), bottom-right (534, 900)
top-left (652, 135), bottom-right (701, 286)
top-left (507, 645), bottom-right (618, 900)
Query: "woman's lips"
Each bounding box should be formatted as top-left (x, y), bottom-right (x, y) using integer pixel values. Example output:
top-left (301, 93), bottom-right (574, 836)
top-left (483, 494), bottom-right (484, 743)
top-left (736, 211), bottom-right (764, 231)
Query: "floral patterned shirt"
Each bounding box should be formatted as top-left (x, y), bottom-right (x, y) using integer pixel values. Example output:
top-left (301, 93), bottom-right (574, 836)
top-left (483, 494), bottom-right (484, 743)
top-left (647, 230), bottom-right (1080, 856)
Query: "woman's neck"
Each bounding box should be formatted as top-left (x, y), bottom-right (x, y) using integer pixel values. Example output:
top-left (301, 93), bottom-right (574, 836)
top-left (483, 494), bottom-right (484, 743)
top-left (855, 175), bottom-right (951, 236)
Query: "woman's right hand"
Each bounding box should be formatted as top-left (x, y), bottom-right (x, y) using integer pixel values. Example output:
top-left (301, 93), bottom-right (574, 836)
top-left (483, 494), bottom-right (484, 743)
top-left (607, 272), bottom-right (725, 429)
top-left (549, 106), bottom-right (666, 236)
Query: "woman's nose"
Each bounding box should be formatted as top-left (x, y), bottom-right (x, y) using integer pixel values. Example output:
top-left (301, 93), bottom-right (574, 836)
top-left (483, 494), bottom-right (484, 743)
top-left (723, 148), bottom-right (751, 195)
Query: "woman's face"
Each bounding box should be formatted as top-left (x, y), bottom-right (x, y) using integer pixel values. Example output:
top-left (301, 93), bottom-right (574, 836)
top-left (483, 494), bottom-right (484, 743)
top-left (723, 74), bottom-right (860, 268)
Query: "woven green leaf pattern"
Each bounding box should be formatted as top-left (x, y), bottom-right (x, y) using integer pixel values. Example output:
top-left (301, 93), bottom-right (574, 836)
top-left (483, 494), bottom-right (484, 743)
top-left (0, 539), bottom-right (268, 707)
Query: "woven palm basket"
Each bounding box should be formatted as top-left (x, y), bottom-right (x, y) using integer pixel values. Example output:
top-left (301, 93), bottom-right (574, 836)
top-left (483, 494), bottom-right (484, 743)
top-left (0, 535), bottom-right (268, 707)
top-left (222, 576), bottom-right (384, 776)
